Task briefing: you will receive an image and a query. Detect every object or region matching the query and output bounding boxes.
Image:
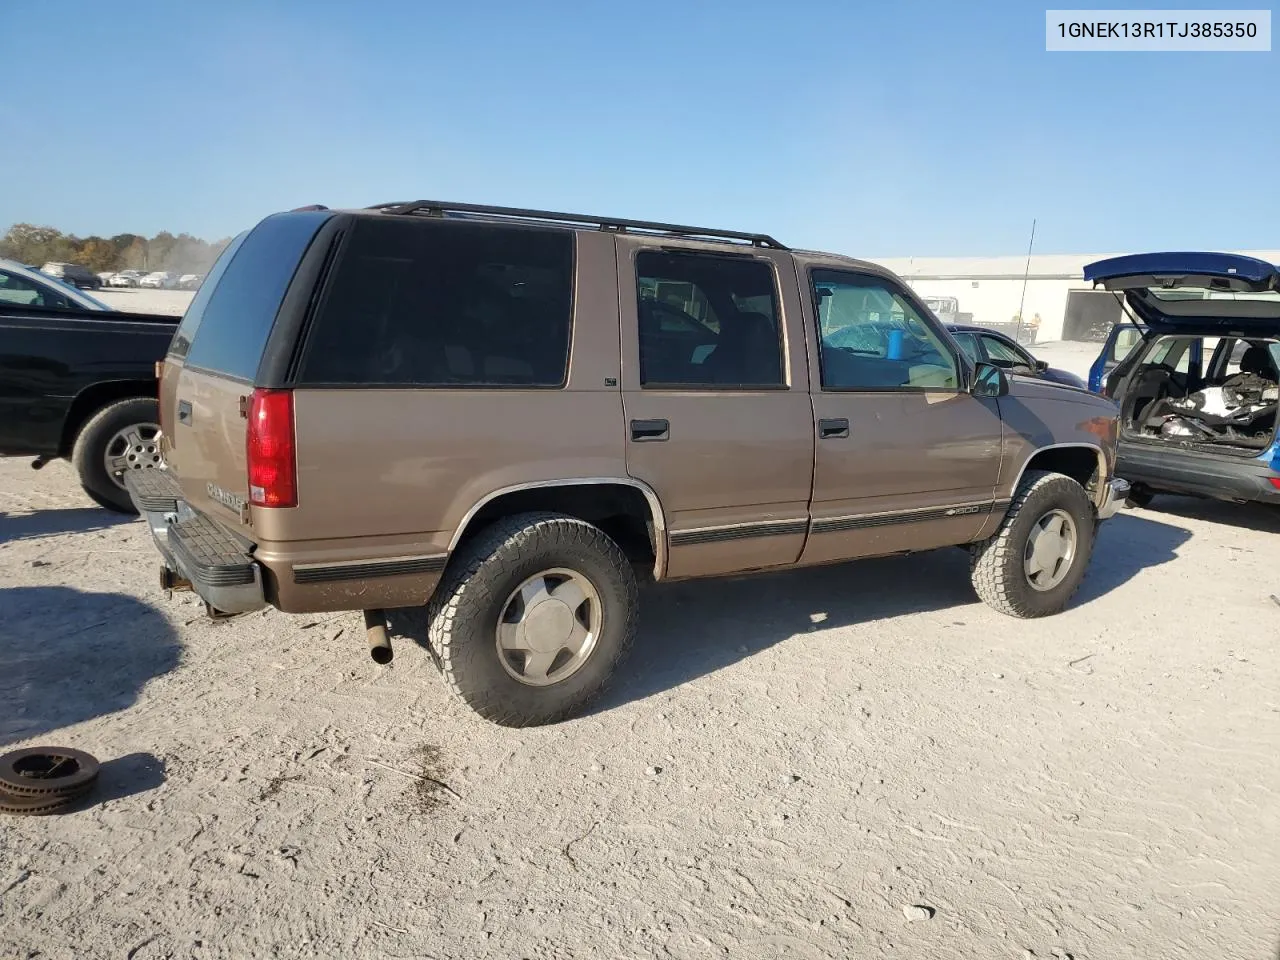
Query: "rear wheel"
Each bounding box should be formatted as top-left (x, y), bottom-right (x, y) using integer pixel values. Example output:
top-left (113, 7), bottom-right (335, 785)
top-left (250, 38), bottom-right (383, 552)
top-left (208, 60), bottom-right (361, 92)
top-left (71, 397), bottom-right (163, 514)
top-left (423, 512), bottom-right (638, 727)
top-left (969, 470), bottom-right (1096, 618)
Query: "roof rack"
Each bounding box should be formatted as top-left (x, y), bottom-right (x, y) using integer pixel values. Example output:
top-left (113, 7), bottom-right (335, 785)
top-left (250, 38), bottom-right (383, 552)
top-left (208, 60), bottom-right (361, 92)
top-left (367, 200), bottom-right (787, 250)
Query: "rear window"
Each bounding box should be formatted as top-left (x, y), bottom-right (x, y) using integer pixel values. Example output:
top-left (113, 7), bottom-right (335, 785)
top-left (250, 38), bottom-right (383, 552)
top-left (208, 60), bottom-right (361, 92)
top-left (297, 217), bottom-right (573, 387)
top-left (174, 211), bottom-right (330, 381)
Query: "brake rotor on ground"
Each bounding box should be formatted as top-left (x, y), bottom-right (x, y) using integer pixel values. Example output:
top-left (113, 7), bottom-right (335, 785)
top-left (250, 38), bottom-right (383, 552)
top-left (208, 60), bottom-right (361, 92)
top-left (0, 790), bottom-right (77, 817)
top-left (0, 746), bottom-right (100, 802)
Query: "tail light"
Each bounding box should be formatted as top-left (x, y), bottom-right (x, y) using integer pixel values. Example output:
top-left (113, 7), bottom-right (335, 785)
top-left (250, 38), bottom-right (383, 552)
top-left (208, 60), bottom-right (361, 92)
top-left (246, 389), bottom-right (297, 508)
top-left (1269, 477), bottom-right (1280, 491)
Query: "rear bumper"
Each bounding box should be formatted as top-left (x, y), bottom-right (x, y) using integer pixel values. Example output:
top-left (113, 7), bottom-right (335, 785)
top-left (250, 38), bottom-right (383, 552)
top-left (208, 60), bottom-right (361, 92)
top-left (1117, 440), bottom-right (1280, 504)
top-left (123, 471), bottom-right (266, 615)
top-left (1096, 476), bottom-right (1130, 521)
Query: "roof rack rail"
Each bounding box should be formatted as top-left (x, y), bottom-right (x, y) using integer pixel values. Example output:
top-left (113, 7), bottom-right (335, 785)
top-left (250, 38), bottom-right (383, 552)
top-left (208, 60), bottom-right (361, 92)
top-left (367, 200), bottom-right (787, 250)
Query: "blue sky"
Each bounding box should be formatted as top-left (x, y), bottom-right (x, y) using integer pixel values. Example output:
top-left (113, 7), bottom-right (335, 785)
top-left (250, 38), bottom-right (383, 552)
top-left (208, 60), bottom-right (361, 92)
top-left (1, 0), bottom-right (1276, 256)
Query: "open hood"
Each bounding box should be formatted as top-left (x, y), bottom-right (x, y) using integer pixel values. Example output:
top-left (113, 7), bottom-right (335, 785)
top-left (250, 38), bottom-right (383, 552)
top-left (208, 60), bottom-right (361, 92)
top-left (1083, 252), bottom-right (1280, 336)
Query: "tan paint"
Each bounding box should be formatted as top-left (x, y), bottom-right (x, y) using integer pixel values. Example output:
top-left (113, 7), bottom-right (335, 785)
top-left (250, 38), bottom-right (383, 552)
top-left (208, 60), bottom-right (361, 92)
top-left (615, 235), bottom-right (815, 578)
top-left (149, 215), bottom-right (1122, 618)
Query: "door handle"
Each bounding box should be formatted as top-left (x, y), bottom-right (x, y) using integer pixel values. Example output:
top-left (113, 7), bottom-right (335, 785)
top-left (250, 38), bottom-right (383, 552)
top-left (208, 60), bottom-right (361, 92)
top-left (177, 400), bottom-right (192, 426)
top-left (818, 417), bottom-right (849, 439)
top-left (631, 418), bottom-right (669, 442)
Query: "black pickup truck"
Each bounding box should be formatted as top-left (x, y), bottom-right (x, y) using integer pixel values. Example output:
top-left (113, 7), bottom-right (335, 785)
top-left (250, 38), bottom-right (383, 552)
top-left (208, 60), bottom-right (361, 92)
top-left (0, 277), bottom-right (180, 512)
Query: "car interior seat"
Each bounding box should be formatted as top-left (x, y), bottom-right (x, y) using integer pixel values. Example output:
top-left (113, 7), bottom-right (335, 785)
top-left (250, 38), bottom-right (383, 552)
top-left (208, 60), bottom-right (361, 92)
top-left (707, 311), bottom-right (780, 385)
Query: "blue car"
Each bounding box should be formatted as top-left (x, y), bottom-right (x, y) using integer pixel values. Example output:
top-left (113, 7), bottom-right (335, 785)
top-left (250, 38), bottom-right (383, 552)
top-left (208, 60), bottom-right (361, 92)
top-left (1085, 252), bottom-right (1280, 507)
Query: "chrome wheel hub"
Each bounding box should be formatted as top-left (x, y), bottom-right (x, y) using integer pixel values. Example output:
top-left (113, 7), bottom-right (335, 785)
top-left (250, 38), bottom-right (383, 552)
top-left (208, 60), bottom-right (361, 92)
top-left (1023, 508), bottom-right (1077, 591)
top-left (495, 567), bottom-right (602, 686)
top-left (104, 423), bottom-right (163, 488)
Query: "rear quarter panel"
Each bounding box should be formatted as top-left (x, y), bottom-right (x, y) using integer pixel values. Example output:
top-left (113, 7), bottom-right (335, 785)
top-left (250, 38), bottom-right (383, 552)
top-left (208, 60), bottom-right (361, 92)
top-left (249, 229), bottom-right (628, 609)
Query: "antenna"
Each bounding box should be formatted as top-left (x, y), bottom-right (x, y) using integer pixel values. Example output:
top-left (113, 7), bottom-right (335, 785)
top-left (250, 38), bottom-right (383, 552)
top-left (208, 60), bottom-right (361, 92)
top-left (1014, 219), bottom-right (1037, 344)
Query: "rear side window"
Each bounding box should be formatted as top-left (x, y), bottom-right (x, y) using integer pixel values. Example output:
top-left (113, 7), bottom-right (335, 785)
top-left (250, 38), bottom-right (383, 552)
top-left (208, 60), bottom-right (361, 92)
top-left (176, 211), bottom-right (330, 380)
top-left (298, 218), bottom-right (574, 387)
top-left (636, 251), bottom-right (784, 387)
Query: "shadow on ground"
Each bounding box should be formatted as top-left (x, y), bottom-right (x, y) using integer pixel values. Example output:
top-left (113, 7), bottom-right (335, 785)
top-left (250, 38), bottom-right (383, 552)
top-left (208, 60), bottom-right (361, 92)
top-left (601, 509), bottom-right (1192, 710)
top-left (0, 586), bottom-right (181, 747)
top-left (0, 508), bottom-right (134, 545)
top-left (78, 752), bottom-right (168, 808)
top-left (1133, 494), bottom-right (1280, 535)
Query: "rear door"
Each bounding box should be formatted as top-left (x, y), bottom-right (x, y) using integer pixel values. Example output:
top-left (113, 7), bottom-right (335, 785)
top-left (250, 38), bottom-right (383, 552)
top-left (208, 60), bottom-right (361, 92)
top-left (162, 210), bottom-right (333, 531)
top-left (616, 238), bottom-right (815, 579)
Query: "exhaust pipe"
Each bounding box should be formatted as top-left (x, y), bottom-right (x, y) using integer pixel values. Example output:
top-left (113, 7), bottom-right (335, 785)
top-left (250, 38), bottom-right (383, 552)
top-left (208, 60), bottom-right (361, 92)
top-left (364, 609), bottom-right (393, 665)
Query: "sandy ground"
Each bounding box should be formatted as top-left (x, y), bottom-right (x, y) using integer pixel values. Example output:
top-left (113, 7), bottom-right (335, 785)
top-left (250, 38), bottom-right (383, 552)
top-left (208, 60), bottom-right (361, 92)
top-left (3, 449), bottom-right (1280, 959)
top-left (96, 288), bottom-right (194, 316)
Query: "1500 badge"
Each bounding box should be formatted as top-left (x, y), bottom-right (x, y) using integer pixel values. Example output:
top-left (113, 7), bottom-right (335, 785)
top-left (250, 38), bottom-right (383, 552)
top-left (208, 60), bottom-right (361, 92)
top-left (206, 482), bottom-right (246, 512)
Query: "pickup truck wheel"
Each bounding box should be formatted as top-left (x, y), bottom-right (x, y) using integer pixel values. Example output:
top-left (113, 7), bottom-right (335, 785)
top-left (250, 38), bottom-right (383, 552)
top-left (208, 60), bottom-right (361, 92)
top-left (71, 397), bottom-right (163, 514)
top-left (426, 511), bottom-right (638, 727)
top-left (969, 470), bottom-right (1095, 618)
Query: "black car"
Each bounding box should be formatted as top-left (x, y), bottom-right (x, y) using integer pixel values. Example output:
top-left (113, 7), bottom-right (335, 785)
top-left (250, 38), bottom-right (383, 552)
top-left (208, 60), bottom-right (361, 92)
top-left (945, 324), bottom-right (1087, 389)
top-left (40, 261), bottom-right (103, 290)
top-left (0, 266), bottom-right (180, 512)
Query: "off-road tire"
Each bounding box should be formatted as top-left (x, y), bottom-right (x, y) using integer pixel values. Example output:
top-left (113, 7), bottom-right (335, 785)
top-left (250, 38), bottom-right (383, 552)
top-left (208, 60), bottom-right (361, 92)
top-left (425, 512), bottom-right (638, 727)
top-left (969, 470), bottom-right (1096, 618)
top-left (71, 397), bottom-right (160, 514)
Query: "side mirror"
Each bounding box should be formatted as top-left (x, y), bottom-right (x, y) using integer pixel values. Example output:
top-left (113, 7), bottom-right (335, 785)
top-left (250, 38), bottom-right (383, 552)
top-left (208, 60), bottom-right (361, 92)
top-left (1035, 359), bottom-right (1049, 373)
top-left (972, 361), bottom-right (1009, 398)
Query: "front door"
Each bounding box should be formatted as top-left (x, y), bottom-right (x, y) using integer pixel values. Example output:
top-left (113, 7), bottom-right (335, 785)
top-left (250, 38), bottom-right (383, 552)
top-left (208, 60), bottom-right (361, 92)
top-left (616, 238), bottom-right (815, 579)
top-left (798, 265), bottom-right (1004, 564)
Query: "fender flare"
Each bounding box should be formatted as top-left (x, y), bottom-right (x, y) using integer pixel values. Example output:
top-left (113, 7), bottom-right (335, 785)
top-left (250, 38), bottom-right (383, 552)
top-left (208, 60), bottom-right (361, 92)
top-left (447, 477), bottom-right (670, 580)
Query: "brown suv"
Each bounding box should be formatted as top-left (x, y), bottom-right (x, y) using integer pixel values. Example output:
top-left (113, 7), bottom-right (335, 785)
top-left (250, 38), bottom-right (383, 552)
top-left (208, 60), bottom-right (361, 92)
top-left (125, 201), bottom-right (1128, 726)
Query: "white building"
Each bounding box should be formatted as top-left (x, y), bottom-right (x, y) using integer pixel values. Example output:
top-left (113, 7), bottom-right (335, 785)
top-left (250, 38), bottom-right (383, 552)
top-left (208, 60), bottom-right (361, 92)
top-left (872, 249), bottom-right (1280, 343)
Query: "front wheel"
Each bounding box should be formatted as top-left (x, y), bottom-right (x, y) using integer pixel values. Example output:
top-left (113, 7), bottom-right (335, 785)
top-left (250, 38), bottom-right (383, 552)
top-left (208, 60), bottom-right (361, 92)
top-left (969, 470), bottom-right (1096, 618)
top-left (422, 512), bottom-right (638, 727)
top-left (71, 397), bottom-right (164, 513)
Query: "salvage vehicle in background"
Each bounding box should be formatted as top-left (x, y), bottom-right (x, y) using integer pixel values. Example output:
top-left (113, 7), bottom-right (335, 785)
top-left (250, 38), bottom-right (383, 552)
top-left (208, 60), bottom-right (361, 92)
top-left (0, 257), bottom-right (180, 512)
top-left (947, 323), bottom-right (1087, 389)
top-left (1, 259), bottom-right (114, 311)
top-left (108, 270), bottom-right (143, 287)
top-left (1085, 252), bottom-right (1280, 507)
top-left (138, 271), bottom-right (178, 289)
top-left (124, 200), bottom-right (1126, 728)
top-left (40, 261), bottom-right (104, 290)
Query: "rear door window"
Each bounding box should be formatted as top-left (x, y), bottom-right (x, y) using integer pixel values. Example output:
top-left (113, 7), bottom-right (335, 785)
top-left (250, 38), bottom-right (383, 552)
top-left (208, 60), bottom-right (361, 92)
top-left (177, 211), bottom-right (330, 380)
top-left (636, 251), bottom-right (784, 388)
top-left (298, 218), bottom-right (574, 387)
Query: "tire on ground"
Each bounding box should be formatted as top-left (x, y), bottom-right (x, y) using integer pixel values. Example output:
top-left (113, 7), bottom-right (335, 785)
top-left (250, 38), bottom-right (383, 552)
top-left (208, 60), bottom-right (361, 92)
top-left (70, 397), bottom-right (160, 514)
top-left (425, 511), bottom-right (638, 727)
top-left (969, 469), bottom-right (1096, 618)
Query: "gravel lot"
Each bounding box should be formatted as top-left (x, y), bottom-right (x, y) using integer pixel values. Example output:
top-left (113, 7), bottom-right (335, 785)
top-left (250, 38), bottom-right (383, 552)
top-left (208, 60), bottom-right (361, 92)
top-left (96, 288), bottom-right (193, 316)
top-left (3, 443), bottom-right (1280, 958)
